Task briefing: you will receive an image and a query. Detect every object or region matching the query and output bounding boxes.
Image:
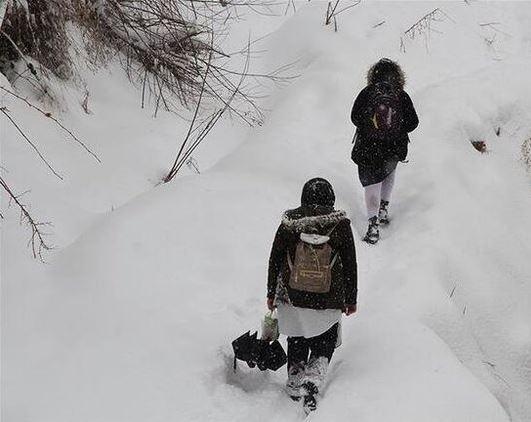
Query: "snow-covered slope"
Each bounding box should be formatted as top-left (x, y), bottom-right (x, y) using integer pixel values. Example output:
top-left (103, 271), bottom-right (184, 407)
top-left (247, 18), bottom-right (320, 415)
top-left (3, 2), bottom-right (531, 421)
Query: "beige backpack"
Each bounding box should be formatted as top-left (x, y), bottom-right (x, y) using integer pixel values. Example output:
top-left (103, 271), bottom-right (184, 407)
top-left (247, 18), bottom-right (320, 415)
top-left (287, 228), bottom-right (338, 294)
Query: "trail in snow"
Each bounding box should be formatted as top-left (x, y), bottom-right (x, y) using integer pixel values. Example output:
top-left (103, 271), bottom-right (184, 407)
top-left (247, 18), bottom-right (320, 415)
top-left (3, 2), bottom-right (531, 422)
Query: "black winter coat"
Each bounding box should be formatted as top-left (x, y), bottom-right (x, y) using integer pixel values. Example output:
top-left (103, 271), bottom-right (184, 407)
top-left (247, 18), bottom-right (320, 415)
top-left (267, 205), bottom-right (358, 310)
top-left (350, 85), bottom-right (419, 166)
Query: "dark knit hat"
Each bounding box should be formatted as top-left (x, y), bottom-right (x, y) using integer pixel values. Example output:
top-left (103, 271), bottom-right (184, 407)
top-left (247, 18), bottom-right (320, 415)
top-left (301, 178), bottom-right (335, 208)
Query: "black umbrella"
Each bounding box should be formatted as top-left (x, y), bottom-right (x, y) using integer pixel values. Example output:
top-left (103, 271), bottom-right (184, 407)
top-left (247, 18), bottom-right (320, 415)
top-left (232, 331), bottom-right (287, 371)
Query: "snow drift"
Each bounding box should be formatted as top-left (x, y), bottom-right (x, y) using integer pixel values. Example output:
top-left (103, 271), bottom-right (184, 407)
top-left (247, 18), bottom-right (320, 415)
top-left (3, 2), bottom-right (531, 421)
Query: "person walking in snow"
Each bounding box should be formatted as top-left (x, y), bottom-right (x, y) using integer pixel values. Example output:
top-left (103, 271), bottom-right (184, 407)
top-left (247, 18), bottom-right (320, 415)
top-left (267, 178), bottom-right (358, 414)
top-left (350, 58), bottom-right (419, 244)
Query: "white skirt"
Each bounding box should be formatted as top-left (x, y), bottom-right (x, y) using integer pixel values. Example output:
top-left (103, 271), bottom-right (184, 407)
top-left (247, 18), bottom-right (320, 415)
top-left (277, 302), bottom-right (341, 339)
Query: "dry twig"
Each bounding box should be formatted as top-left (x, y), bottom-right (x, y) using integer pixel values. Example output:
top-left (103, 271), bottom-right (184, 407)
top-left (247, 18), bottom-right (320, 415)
top-left (325, 0), bottom-right (360, 31)
top-left (0, 106), bottom-right (63, 179)
top-left (0, 176), bottom-right (53, 260)
top-left (401, 8), bottom-right (454, 53)
top-left (0, 85), bottom-right (101, 162)
top-left (164, 37), bottom-right (255, 182)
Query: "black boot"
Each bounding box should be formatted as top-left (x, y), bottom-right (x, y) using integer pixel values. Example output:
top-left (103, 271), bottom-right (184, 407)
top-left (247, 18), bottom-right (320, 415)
top-left (378, 200), bottom-right (390, 225)
top-left (286, 362), bottom-right (304, 401)
top-left (363, 216), bottom-right (379, 244)
top-left (302, 381), bottom-right (318, 414)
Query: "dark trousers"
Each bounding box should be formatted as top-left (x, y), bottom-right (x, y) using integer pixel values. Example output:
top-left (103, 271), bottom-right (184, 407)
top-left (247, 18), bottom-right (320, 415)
top-left (287, 323), bottom-right (339, 370)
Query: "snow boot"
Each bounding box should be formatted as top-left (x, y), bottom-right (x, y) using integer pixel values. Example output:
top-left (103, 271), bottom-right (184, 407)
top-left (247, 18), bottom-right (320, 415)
top-left (363, 216), bottom-right (380, 244)
top-left (378, 200), bottom-right (390, 225)
top-left (300, 356), bottom-right (328, 413)
top-left (286, 362), bottom-right (305, 401)
top-left (302, 381), bottom-right (318, 414)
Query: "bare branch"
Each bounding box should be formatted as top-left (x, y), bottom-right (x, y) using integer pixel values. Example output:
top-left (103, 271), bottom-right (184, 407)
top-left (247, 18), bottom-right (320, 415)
top-left (0, 85), bottom-right (101, 162)
top-left (164, 38), bottom-right (215, 182)
top-left (163, 36), bottom-right (256, 182)
top-left (0, 106), bottom-right (63, 180)
top-left (0, 176), bottom-right (53, 261)
top-left (325, 0), bottom-right (360, 30)
top-left (404, 8), bottom-right (453, 40)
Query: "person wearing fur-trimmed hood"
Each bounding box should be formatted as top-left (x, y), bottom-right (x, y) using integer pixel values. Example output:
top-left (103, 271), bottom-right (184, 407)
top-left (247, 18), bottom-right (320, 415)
top-left (350, 58), bottom-right (419, 244)
top-left (266, 178), bottom-right (357, 413)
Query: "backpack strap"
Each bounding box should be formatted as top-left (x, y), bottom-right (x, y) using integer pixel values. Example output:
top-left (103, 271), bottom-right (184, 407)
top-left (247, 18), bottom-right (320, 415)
top-left (326, 223), bottom-right (339, 237)
top-left (286, 250), bottom-right (293, 271)
top-left (327, 223), bottom-right (340, 269)
top-left (330, 253), bottom-right (338, 268)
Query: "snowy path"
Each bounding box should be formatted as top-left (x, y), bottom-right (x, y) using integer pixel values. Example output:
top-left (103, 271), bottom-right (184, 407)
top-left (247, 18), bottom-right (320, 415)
top-left (4, 2), bottom-right (531, 422)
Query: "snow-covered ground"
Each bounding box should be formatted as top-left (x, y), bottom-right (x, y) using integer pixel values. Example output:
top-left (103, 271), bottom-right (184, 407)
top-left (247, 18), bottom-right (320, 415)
top-left (2, 2), bottom-right (531, 421)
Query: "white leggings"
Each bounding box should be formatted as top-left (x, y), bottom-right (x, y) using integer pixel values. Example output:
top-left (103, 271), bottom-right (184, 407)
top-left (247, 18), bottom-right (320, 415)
top-left (364, 170), bottom-right (396, 219)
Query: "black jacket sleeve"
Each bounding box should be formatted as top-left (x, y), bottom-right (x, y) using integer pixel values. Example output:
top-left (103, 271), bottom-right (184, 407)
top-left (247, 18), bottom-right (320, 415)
top-left (400, 91), bottom-right (419, 133)
top-left (267, 224), bottom-right (288, 299)
top-left (337, 220), bottom-right (358, 305)
top-left (350, 87), bottom-right (370, 127)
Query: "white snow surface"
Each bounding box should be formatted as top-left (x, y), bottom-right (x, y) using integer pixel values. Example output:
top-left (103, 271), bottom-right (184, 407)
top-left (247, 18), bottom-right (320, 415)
top-left (2, 2), bottom-right (531, 421)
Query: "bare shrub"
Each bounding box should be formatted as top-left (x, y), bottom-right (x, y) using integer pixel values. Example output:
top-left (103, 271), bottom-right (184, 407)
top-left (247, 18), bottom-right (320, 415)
top-left (73, 0), bottom-right (284, 121)
top-left (400, 8), bottom-right (454, 52)
top-left (73, 0), bottom-right (211, 110)
top-left (2, 0), bottom-right (284, 119)
top-left (0, 0), bottom-right (72, 80)
top-left (403, 8), bottom-right (451, 40)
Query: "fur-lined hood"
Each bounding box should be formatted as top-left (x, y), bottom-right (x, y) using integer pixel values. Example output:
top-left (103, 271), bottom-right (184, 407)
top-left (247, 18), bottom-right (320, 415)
top-left (281, 208), bottom-right (348, 234)
top-left (367, 58), bottom-right (405, 89)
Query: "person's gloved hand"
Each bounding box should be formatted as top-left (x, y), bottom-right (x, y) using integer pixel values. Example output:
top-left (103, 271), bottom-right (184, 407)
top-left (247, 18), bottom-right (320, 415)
top-left (344, 304), bottom-right (357, 316)
top-left (267, 297), bottom-right (275, 311)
